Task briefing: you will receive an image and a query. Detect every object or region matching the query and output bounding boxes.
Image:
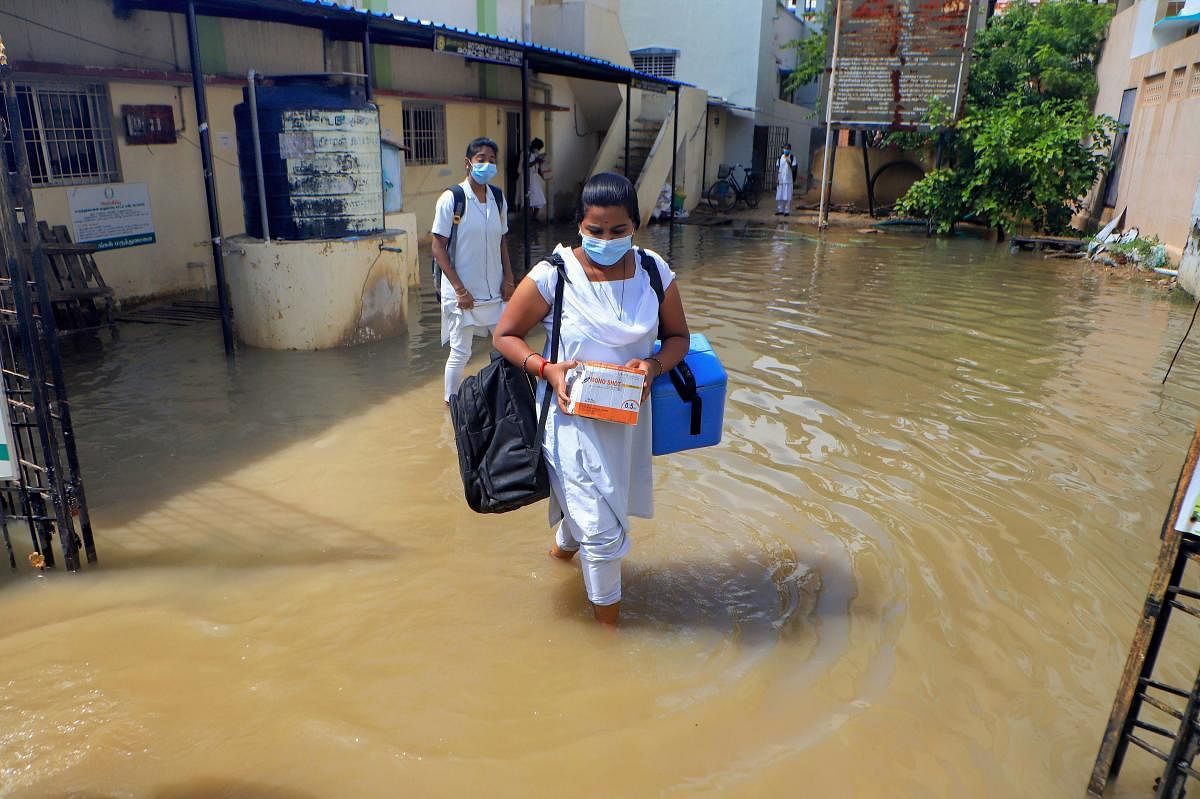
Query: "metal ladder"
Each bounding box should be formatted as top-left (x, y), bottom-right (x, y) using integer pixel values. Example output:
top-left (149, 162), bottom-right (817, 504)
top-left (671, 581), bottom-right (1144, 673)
top-left (0, 39), bottom-right (95, 571)
top-left (1090, 422), bottom-right (1200, 798)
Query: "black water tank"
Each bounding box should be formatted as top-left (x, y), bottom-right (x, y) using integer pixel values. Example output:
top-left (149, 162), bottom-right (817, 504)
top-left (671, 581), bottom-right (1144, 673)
top-left (234, 76), bottom-right (383, 241)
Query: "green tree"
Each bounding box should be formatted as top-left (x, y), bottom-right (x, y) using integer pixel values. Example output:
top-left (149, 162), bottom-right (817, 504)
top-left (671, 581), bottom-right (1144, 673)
top-left (893, 0), bottom-right (1118, 236)
top-left (783, 12), bottom-right (829, 95)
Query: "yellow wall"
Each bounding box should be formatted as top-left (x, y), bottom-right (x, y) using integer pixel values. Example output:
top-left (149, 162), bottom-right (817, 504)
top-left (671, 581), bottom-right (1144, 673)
top-left (29, 82), bottom-right (245, 301)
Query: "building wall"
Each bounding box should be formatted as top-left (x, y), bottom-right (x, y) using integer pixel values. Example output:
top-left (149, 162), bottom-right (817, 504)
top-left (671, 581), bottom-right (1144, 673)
top-left (621, 0), bottom-right (764, 113)
top-left (1091, 3), bottom-right (1200, 255)
top-left (621, 0), bottom-right (817, 174)
top-left (4, 0), bottom-right (565, 301)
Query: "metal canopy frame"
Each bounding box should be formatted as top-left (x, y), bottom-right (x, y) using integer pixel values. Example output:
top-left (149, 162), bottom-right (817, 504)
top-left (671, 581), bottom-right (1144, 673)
top-left (117, 0), bottom-right (689, 355)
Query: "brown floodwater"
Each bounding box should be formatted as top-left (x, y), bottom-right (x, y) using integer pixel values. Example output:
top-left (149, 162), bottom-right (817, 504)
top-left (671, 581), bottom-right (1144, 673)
top-left (2, 223), bottom-right (1200, 798)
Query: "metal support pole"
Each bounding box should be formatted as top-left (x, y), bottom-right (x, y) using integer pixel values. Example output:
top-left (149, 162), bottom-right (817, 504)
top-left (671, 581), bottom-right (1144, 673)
top-left (861, 136), bottom-right (875, 218)
top-left (624, 82), bottom-right (632, 179)
top-left (818, 0), bottom-right (844, 230)
top-left (185, 0), bottom-right (235, 356)
top-left (521, 54), bottom-right (531, 273)
top-left (362, 28), bottom-right (374, 103)
top-left (702, 106), bottom-right (710, 194)
top-left (670, 86), bottom-right (679, 222)
top-left (247, 71), bottom-right (271, 242)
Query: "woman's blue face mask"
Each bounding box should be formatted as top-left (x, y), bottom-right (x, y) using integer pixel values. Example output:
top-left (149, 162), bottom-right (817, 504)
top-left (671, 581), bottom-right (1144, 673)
top-left (471, 162), bottom-right (497, 184)
top-left (580, 232), bottom-right (633, 267)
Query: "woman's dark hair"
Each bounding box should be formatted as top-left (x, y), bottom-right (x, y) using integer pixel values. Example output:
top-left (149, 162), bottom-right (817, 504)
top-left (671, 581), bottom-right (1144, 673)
top-left (530, 137), bottom-right (544, 151)
top-left (575, 172), bottom-right (641, 229)
top-left (465, 137), bottom-right (499, 160)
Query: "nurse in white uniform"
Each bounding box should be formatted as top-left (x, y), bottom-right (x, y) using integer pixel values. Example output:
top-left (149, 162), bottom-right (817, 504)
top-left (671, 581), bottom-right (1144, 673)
top-left (493, 173), bottom-right (692, 627)
top-left (776, 142), bottom-right (796, 215)
top-left (431, 137), bottom-right (514, 402)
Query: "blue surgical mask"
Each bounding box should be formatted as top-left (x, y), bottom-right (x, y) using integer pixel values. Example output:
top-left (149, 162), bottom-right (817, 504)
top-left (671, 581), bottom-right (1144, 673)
top-left (471, 162), bottom-right (497, 184)
top-left (580, 233), bottom-right (633, 267)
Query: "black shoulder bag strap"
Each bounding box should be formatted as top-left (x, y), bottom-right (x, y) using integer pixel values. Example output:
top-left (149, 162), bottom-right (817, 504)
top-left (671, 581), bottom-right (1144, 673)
top-left (639, 247), bottom-right (664, 304)
top-left (533, 254), bottom-right (567, 454)
top-left (639, 247), bottom-right (702, 437)
top-left (434, 185), bottom-right (468, 292)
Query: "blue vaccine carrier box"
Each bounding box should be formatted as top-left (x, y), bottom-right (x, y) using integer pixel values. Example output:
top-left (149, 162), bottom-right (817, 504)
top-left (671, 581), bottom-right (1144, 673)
top-left (650, 333), bottom-right (727, 456)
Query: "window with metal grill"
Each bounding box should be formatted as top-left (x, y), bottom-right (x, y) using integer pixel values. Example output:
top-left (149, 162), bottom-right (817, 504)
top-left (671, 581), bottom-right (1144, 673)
top-left (1142, 73), bottom-right (1166, 104)
top-left (1191, 64), bottom-right (1200, 97)
top-left (3, 82), bottom-right (119, 187)
top-left (1169, 66), bottom-right (1187, 100)
top-left (402, 102), bottom-right (446, 165)
top-left (632, 53), bottom-right (677, 79)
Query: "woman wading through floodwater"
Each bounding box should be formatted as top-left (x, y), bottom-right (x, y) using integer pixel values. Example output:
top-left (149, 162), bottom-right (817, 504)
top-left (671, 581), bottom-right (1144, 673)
top-left (494, 173), bottom-right (691, 626)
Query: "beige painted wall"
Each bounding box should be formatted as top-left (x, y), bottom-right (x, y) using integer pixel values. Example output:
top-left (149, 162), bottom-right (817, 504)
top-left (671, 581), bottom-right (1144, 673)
top-left (1086, 7), bottom-right (1200, 254)
top-left (808, 146), bottom-right (935, 209)
top-left (1108, 37), bottom-right (1200, 254)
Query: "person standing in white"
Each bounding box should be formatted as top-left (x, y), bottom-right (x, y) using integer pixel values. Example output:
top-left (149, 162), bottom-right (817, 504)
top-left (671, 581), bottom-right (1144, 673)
top-left (776, 143), bottom-right (797, 216)
top-left (431, 137), bottom-right (514, 403)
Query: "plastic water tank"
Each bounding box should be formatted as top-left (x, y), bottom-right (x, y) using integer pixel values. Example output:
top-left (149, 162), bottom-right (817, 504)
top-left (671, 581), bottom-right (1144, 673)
top-left (234, 76), bottom-right (383, 240)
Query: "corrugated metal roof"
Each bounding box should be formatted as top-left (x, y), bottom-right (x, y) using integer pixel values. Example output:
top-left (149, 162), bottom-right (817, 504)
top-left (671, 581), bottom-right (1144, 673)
top-left (123, 0), bottom-right (692, 88)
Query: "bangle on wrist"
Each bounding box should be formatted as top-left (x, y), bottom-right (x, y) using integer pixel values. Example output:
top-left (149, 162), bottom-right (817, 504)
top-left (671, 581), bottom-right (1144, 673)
top-left (522, 352), bottom-right (538, 374)
top-left (647, 356), bottom-right (664, 378)
top-left (539, 359), bottom-right (549, 380)
top-left (455, 287), bottom-right (468, 296)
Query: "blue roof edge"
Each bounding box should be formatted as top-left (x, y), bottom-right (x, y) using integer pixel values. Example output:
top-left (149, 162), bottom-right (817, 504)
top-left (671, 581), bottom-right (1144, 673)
top-left (290, 0), bottom-right (694, 88)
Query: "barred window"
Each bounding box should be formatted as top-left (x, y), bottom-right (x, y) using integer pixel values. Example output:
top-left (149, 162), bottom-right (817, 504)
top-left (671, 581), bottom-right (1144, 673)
top-left (1142, 73), bottom-right (1166, 105)
top-left (402, 102), bottom-right (446, 166)
top-left (5, 82), bottom-right (119, 187)
top-left (632, 53), bottom-right (677, 79)
top-left (1169, 66), bottom-right (1187, 100)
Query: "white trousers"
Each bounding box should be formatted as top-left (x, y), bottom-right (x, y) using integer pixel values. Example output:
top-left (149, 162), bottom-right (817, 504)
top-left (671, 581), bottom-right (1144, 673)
top-left (444, 321), bottom-right (495, 401)
top-left (555, 515), bottom-right (629, 606)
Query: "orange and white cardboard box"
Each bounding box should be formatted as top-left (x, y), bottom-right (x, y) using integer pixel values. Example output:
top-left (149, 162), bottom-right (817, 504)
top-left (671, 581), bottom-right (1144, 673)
top-left (565, 361), bottom-right (646, 426)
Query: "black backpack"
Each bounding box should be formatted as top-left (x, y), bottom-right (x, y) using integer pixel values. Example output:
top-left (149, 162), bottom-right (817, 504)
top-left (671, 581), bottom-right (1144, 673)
top-left (432, 183), bottom-right (505, 293)
top-left (449, 253), bottom-right (565, 514)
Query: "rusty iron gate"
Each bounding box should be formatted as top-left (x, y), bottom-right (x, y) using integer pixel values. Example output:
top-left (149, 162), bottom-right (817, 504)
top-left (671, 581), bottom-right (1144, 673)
top-left (0, 43), bottom-right (96, 572)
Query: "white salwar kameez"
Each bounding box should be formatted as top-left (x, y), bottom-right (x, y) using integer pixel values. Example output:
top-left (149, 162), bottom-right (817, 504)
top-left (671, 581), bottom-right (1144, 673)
top-left (776, 153), bottom-right (795, 213)
top-left (527, 244), bottom-right (675, 605)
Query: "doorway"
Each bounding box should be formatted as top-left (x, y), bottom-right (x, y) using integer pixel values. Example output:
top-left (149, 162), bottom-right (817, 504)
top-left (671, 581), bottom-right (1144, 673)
top-left (505, 111), bottom-right (522, 207)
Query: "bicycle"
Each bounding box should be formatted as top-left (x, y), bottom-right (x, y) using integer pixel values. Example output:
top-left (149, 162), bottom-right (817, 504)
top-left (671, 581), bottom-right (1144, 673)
top-left (706, 163), bottom-right (761, 212)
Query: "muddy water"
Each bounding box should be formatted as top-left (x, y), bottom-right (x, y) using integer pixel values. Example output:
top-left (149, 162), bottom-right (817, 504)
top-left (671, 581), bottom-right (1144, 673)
top-left (3, 224), bottom-right (1200, 798)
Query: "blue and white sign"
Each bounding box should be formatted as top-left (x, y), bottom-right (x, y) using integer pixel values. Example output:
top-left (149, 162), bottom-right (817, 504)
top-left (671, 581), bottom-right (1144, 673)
top-left (68, 183), bottom-right (156, 251)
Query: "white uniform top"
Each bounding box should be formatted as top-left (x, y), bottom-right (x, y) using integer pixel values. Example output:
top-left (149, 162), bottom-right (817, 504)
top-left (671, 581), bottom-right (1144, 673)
top-left (432, 179), bottom-right (509, 338)
top-left (776, 153), bottom-right (796, 203)
top-left (528, 243), bottom-right (676, 535)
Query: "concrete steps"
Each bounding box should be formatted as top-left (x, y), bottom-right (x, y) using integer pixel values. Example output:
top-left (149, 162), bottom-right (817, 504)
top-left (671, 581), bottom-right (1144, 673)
top-left (613, 122), bottom-right (663, 181)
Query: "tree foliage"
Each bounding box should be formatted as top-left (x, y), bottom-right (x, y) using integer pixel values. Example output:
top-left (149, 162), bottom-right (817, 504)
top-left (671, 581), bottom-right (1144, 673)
top-left (784, 13), bottom-right (830, 94)
top-left (892, 0), bottom-right (1117, 235)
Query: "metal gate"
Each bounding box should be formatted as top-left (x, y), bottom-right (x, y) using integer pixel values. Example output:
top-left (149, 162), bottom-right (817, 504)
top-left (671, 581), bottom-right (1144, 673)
top-left (0, 43), bottom-right (96, 572)
top-left (762, 125), bottom-right (791, 192)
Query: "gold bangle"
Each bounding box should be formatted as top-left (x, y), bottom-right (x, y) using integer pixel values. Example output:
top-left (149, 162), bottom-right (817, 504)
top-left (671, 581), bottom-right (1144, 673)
top-left (646, 356), bottom-right (664, 378)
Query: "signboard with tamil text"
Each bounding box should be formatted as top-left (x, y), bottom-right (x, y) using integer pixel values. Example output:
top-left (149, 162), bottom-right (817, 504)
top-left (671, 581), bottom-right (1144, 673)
top-left (67, 183), bottom-right (156, 251)
top-left (433, 34), bottom-right (523, 67)
top-left (829, 0), bottom-right (977, 130)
